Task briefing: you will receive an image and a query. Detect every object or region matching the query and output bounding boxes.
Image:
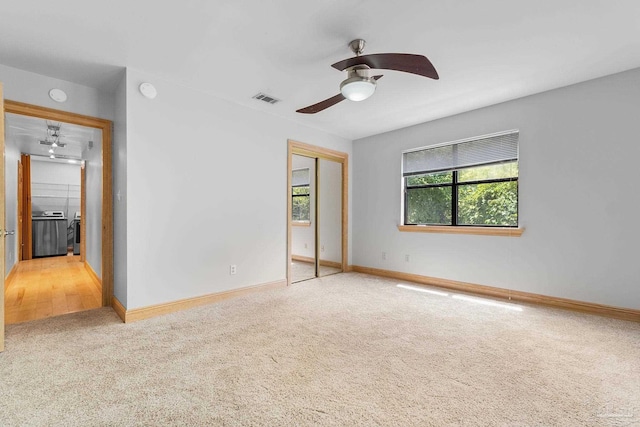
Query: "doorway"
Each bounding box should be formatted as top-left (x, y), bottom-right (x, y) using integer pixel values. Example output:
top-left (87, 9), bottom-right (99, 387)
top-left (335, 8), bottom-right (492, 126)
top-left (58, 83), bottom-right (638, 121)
top-left (287, 140), bottom-right (348, 285)
top-left (2, 100), bottom-right (113, 330)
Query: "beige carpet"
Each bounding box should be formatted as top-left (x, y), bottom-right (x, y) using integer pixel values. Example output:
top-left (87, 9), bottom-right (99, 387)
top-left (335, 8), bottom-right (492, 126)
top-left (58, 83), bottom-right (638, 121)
top-left (1, 272), bottom-right (639, 426)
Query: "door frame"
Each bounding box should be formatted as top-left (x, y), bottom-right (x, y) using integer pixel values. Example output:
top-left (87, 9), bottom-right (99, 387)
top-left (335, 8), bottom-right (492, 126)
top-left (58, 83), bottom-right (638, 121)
top-left (80, 166), bottom-right (86, 262)
top-left (17, 157), bottom-right (23, 261)
top-left (18, 153), bottom-right (32, 260)
top-left (287, 139), bottom-right (348, 285)
top-left (4, 100), bottom-right (114, 307)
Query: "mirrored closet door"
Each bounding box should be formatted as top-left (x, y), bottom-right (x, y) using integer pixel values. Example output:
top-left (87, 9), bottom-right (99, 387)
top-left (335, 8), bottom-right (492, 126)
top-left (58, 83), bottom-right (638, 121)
top-left (317, 158), bottom-right (342, 277)
top-left (289, 150), bottom-right (344, 283)
top-left (291, 154), bottom-right (316, 283)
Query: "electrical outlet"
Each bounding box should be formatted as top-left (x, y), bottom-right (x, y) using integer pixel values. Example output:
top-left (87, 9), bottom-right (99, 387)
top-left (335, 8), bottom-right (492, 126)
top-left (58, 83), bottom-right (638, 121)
top-left (321, 245), bottom-right (325, 252)
top-left (405, 254), bottom-right (410, 262)
top-left (382, 252), bottom-right (386, 260)
top-left (304, 243), bottom-right (307, 249)
top-left (230, 264), bottom-right (237, 275)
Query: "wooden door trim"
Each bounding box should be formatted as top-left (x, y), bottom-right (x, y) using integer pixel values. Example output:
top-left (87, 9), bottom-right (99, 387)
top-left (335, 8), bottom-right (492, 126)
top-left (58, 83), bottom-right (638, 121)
top-left (17, 158), bottom-right (23, 261)
top-left (313, 157), bottom-right (319, 278)
top-left (25, 156), bottom-right (32, 260)
top-left (4, 100), bottom-right (114, 307)
top-left (80, 167), bottom-right (86, 262)
top-left (20, 154), bottom-right (32, 260)
top-left (287, 140), bottom-right (349, 285)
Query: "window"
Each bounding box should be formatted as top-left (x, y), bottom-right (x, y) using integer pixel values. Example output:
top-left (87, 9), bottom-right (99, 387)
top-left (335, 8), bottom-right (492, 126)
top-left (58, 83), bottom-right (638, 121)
top-left (292, 168), bottom-right (311, 222)
top-left (403, 131), bottom-right (519, 227)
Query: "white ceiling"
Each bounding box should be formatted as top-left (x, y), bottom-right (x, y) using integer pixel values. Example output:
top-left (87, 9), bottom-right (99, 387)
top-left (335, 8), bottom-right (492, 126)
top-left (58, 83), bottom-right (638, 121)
top-left (5, 113), bottom-right (100, 160)
top-left (1, 1), bottom-right (639, 140)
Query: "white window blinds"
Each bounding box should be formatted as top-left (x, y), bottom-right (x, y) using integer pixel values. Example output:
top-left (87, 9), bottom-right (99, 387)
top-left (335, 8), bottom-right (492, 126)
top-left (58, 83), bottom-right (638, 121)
top-left (403, 131), bottom-right (519, 176)
top-left (292, 168), bottom-right (310, 186)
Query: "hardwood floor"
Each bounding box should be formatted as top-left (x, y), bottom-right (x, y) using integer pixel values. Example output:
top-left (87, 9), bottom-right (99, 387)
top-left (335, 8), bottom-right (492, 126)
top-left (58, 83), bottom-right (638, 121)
top-left (4, 255), bottom-right (102, 325)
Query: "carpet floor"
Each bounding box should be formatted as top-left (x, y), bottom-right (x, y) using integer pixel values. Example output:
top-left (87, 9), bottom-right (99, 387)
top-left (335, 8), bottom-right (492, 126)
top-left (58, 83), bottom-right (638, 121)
top-left (1, 272), bottom-right (639, 426)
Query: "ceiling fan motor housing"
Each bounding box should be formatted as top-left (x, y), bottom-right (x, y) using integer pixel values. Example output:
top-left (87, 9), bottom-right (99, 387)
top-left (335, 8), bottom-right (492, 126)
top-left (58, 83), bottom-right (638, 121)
top-left (340, 66), bottom-right (377, 102)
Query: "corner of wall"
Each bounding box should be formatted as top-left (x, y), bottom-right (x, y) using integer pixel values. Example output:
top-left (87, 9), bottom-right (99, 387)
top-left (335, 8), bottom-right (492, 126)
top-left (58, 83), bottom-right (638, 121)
top-left (112, 69), bottom-right (128, 308)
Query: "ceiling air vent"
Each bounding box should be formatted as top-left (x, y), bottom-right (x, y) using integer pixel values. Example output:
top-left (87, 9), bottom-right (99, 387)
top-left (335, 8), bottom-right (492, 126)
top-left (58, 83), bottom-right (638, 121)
top-left (252, 93), bottom-right (280, 105)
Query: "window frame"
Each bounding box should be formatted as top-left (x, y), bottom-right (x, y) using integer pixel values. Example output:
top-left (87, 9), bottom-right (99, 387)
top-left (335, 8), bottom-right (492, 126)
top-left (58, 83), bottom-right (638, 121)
top-left (291, 167), bottom-right (311, 223)
top-left (404, 164), bottom-right (519, 228)
top-left (401, 130), bottom-right (522, 233)
top-left (291, 184), bottom-right (311, 222)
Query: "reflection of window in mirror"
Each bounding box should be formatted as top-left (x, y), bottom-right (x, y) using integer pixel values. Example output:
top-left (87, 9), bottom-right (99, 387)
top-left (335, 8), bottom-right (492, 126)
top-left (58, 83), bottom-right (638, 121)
top-left (292, 168), bottom-right (311, 224)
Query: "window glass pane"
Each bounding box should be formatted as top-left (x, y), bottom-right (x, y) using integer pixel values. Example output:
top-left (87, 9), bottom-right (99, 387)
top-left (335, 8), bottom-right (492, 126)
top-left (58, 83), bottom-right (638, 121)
top-left (458, 161), bottom-right (518, 182)
top-left (406, 172), bottom-right (453, 187)
top-left (292, 185), bottom-right (310, 196)
top-left (457, 181), bottom-right (518, 226)
top-left (292, 195), bottom-right (310, 221)
top-left (406, 187), bottom-right (452, 225)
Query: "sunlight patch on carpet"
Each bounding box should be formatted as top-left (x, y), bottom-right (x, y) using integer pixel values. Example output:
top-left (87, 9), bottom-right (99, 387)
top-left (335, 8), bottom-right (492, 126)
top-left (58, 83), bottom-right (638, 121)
top-left (397, 283), bottom-right (523, 312)
top-left (452, 294), bottom-right (523, 311)
top-left (396, 284), bottom-right (449, 296)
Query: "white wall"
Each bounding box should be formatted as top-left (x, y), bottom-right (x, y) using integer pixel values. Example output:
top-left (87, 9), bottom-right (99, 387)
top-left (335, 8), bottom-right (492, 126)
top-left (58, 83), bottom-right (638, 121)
top-left (291, 155), bottom-right (315, 259)
top-left (30, 159), bottom-right (81, 224)
top-left (83, 137), bottom-right (103, 278)
top-left (4, 143), bottom-right (20, 275)
top-left (113, 72), bottom-right (128, 305)
top-left (0, 64), bottom-right (115, 121)
top-left (318, 159), bottom-right (342, 264)
top-left (123, 68), bottom-right (352, 309)
top-left (353, 68), bottom-right (640, 310)
top-left (31, 159), bottom-right (81, 185)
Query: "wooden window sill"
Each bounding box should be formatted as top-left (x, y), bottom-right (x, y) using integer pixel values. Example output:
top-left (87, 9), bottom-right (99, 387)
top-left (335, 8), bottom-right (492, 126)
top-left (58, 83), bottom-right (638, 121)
top-left (292, 221), bottom-right (311, 227)
top-left (398, 225), bottom-right (524, 237)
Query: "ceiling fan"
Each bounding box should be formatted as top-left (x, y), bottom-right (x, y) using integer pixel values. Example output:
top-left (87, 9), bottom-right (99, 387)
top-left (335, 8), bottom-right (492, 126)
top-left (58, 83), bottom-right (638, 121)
top-left (296, 39), bottom-right (439, 114)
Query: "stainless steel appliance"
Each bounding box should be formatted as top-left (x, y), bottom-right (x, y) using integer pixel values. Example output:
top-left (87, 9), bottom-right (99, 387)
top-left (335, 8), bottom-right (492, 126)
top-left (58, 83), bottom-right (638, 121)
top-left (32, 211), bottom-right (68, 257)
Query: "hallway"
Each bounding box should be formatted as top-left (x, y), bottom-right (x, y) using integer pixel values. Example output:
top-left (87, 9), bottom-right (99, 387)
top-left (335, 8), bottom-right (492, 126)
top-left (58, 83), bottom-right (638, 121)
top-left (4, 256), bottom-right (101, 324)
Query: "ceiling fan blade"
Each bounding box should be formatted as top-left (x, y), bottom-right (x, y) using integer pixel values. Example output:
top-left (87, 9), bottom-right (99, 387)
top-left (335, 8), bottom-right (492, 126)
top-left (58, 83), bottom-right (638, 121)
top-left (297, 93), bottom-right (346, 114)
top-left (332, 53), bottom-right (439, 80)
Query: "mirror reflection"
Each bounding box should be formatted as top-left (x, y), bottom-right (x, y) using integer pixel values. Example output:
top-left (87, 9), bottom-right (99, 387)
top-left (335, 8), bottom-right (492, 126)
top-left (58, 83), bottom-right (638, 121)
top-left (318, 158), bottom-right (342, 277)
top-left (290, 155), bottom-right (316, 283)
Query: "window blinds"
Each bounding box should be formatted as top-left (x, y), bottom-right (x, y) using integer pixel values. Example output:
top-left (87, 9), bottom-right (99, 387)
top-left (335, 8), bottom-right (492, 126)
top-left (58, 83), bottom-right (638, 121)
top-left (403, 131), bottom-right (519, 176)
top-left (292, 168), bottom-right (310, 186)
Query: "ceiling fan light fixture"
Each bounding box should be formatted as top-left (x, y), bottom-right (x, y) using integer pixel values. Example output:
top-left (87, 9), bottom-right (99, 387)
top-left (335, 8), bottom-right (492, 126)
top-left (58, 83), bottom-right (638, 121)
top-left (340, 76), bottom-right (376, 102)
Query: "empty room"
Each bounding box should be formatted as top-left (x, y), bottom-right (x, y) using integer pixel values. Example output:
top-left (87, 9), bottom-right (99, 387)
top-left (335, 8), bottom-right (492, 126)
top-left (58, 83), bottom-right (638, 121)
top-left (0, 1), bottom-right (638, 426)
